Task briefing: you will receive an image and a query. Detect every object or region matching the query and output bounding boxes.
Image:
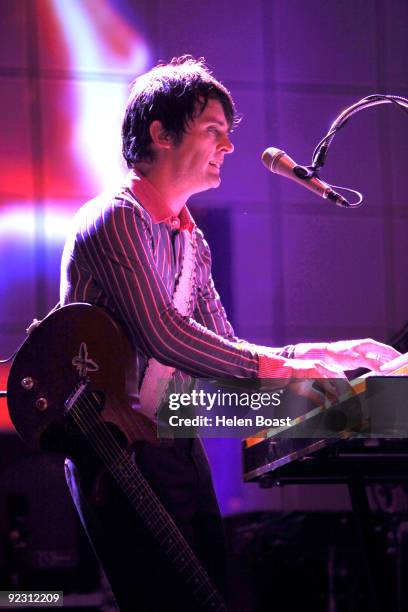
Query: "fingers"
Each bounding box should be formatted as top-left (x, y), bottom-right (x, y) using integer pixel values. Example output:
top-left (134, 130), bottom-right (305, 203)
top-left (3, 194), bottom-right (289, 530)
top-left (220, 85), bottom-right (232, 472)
top-left (366, 340), bottom-right (400, 359)
top-left (289, 360), bottom-right (353, 405)
top-left (378, 352), bottom-right (408, 375)
top-left (289, 380), bottom-right (326, 405)
top-left (314, 366), bottom-right (353, 403)
top-left (359, 340), bottom-right (401, 371)
top-left (327, 375), bottom-right (353, 400)
top-left (289, 377), bottom-right (343, 406)
top-left (326, 339), bottom-right (401, 372)
top-left (314, 361), bottom-right (345, 379)
top-left (362, 351), bottom-right (401, 373)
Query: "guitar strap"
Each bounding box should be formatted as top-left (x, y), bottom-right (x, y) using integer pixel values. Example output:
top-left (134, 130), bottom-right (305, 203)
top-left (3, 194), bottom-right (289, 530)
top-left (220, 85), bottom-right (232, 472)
top-left (139, 227), bottom-right (197, 420)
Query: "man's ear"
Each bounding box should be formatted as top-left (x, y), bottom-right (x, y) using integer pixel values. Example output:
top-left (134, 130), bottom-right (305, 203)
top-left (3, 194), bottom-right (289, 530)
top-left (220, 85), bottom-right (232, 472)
top-left (149, 120), bottom-right (173, 150)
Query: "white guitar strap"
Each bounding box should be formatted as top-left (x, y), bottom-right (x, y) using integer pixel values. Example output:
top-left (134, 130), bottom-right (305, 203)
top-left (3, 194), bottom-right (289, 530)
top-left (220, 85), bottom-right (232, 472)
top-left (138, 228), bottom-right (196, 420)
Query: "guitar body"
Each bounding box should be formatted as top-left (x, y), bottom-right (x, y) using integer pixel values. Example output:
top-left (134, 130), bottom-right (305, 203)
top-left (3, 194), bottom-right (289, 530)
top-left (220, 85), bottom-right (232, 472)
top-left (7, 303), bottom-right (227, 611)
top-left (7, 302), bottom-right (155, 452)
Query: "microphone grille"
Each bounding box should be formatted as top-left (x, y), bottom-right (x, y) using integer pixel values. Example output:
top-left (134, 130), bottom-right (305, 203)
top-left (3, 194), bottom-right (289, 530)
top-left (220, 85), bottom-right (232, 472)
top-left (261, 147), bottom-right (285, 172)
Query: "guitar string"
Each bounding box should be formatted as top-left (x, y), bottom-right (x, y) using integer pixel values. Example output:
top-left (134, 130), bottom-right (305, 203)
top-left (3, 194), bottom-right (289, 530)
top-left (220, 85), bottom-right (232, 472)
top-left (70, 394), bottom-right (188, 535)
top-left (68, 392), bottom-right (220, 603)
top-left (71, 395), bottom-right (183, 534)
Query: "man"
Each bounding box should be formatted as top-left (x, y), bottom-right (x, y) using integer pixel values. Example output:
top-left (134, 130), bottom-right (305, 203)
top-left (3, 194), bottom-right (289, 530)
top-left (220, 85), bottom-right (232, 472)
top-left (60, 56), bottom-right (399, 611)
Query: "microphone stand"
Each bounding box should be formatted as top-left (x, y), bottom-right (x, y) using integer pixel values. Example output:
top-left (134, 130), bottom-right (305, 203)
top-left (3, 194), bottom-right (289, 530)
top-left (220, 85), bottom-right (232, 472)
top-left (309, 94), bottom-right (408, 174)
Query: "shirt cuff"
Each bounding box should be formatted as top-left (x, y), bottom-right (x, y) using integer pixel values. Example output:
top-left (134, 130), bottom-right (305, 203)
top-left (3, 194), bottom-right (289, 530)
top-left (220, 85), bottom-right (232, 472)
top-left (258, 354), bottom-right (293, 380)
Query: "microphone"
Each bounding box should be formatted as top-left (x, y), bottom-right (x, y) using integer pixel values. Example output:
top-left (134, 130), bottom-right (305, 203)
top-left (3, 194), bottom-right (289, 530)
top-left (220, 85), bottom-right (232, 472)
top-left (262, 147), bottom-right (350, 208)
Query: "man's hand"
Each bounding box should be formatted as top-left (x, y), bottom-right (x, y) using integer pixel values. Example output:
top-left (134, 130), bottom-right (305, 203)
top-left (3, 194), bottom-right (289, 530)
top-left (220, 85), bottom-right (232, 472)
top-left (295, 339), bottom-right (401, 373)
top-left (324, 339), bottom-right (400, 372)
top-left (288, 358), bottom-right (352, 406)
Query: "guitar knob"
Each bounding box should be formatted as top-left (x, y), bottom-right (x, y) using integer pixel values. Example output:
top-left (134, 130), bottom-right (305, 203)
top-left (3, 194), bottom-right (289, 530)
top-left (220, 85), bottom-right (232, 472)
top-left (21, 377), bottom-right (34, 390)
top-left (36, 397), bottom-right (48, 411)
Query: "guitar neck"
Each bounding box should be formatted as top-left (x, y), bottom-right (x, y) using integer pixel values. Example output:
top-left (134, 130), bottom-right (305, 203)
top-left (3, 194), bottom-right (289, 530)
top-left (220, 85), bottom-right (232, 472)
top-left (69, 389), bottom-right (226, 612)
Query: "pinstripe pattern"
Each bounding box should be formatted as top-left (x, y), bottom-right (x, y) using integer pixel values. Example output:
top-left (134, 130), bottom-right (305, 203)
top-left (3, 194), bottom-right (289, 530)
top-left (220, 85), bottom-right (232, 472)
top-left (60, 181), bottom-right (267, 396)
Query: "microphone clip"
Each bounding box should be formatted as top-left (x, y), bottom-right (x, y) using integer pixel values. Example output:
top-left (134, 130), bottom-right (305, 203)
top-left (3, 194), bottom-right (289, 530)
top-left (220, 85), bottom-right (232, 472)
top-left (293, 164), bottom-right (319, 180)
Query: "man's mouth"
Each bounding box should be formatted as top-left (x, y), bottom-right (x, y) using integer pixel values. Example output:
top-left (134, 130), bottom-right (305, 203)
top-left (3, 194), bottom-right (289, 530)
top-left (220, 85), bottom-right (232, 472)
top-left (209, 161), bottom-right (221, 169)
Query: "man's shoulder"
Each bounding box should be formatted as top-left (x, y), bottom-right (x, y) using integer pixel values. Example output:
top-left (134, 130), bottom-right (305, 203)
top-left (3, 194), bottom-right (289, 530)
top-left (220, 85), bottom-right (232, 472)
top-left (74, 187), bottom-right (151, 230)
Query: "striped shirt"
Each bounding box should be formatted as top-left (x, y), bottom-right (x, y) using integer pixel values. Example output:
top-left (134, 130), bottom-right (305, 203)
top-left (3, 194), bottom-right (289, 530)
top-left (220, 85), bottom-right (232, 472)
top-left (60, 172), bottom-right (292, 398)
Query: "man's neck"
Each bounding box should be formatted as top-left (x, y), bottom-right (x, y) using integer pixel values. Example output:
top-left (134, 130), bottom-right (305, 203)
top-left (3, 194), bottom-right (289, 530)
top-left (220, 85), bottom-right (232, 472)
top-left (133, 162), bottom-right (187, 217)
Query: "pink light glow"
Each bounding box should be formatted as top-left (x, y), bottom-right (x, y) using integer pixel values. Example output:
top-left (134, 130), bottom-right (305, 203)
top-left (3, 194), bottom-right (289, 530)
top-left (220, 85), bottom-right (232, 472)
top-left (46, 0), bottom-right (151, 193)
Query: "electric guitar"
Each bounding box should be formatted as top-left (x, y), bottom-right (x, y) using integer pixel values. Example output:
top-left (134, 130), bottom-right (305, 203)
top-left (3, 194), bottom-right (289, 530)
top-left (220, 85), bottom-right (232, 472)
top-left (6, 302), bottom-right (227, 611)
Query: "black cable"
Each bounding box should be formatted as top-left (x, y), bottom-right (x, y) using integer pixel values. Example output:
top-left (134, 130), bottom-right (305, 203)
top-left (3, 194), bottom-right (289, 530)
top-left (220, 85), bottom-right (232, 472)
top-left (0, 354), bottom-right (18, 364)
top-left (0, 337), bottom-right (28, 364)
top-left (0, 302), bottom-right (59, 365)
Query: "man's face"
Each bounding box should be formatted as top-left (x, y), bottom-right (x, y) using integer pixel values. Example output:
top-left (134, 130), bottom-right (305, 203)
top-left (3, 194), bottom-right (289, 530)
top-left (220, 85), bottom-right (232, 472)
top-left (169, 98), bottom-right (234, 196)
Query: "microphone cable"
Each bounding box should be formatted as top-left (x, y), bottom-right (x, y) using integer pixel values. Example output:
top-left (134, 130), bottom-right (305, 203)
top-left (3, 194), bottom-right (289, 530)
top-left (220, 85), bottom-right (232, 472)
top-left (293, 94), bottom-right (408, 208)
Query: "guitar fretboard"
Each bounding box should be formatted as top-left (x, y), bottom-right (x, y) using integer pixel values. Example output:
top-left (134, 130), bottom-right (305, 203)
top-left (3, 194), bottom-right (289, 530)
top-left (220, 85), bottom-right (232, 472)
top-left (69, 388), bottom-right (226, 611)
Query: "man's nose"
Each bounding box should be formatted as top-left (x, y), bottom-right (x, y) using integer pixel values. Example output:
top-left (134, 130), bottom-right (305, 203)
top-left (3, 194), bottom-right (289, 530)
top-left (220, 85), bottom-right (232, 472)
top-left (220, 135), bottom-right (234, 154)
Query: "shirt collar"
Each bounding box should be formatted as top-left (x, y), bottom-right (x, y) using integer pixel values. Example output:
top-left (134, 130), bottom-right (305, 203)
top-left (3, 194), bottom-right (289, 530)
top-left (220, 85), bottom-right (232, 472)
top-left (125, 170), bottom-right (195, 233)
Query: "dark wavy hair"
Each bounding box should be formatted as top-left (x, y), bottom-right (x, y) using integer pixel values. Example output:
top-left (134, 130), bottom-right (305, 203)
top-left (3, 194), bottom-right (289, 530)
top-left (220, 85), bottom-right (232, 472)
top-left (122, 55), bottom-right (238, 167)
